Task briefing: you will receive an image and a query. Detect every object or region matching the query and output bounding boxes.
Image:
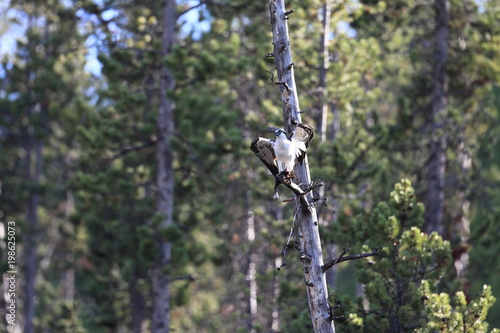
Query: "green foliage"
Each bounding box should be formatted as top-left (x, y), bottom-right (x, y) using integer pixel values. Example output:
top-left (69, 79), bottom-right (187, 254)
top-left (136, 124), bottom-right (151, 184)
top-left (335, 180), bottom-right (497, 333)
top-left (1, 0), bottom-right (499, 331)
top-left (418, 283), bottom-right (497, 333)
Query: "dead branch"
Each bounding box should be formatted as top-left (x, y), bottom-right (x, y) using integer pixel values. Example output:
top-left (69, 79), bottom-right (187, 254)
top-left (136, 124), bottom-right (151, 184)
top-left (264, 70), bottom-right (290, 91)
top-left (322, 244), bottom-right (380, 273)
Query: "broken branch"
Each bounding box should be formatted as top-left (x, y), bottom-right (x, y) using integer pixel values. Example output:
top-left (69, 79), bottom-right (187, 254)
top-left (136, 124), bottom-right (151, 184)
top-left (322, 245), bottom-right (380, 273)
top-left (265, 70), bottom-right (291, 91)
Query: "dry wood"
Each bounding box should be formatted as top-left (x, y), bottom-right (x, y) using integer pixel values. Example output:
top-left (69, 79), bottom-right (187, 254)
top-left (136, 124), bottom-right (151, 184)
top-left (268, 1), bottom-right (336, 331)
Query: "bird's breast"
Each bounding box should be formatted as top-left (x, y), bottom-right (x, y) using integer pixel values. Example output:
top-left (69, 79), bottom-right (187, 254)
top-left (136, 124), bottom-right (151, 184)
top-left (274, 140), bottom-right (294, 159)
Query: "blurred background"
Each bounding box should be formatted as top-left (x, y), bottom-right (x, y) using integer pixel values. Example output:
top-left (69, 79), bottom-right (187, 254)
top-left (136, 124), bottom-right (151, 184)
top-left (1, 0), bottom-right (499, 332)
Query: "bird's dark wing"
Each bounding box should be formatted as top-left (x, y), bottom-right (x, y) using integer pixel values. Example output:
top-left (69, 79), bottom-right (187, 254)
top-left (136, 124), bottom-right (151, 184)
top-left (250, 137), bottom-right (279, 176)
top-left (293, 123), bottom-right (314, 164)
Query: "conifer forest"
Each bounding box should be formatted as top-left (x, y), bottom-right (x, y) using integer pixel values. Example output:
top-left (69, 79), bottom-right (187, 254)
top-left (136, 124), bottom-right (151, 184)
top-left (2, 0), bottom-right (500, 332)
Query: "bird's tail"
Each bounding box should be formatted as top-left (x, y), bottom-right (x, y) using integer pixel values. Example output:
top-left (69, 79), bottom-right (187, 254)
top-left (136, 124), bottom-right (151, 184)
top-left (273, 179), bottom-right (280, 199)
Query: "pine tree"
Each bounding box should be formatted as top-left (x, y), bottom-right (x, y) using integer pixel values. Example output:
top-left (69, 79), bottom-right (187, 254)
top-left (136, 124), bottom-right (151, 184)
top-left (345, 0), bottom-right (500, 292)
top-left (72, 1), bottom-right (256, 331)
top-left (334, 179), bottom-right (499, 333)
top-left (0, 1), bottom-right (89, 331)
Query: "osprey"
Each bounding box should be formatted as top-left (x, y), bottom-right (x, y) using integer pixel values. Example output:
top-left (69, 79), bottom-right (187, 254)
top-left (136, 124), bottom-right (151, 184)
top-left (250, 123), bottom-right (314, 198)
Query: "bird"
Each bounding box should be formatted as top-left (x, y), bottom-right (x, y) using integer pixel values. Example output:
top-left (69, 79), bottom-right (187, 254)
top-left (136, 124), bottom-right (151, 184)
top-left (250, 123), bottom-right (314, 198)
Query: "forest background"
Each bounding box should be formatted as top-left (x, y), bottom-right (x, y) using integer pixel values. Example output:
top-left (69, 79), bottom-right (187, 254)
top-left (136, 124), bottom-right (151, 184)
top-left (1, 0), bottom-right (500, 332)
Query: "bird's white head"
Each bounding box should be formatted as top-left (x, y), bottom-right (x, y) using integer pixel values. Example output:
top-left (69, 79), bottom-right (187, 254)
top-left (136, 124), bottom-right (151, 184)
top-left (274, 129), bottom-right (288, 140)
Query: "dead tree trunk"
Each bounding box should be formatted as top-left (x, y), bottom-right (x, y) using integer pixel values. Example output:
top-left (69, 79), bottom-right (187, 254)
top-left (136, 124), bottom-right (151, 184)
top-left (152, 0), bottom-right (176, 332)
top-left (318, 0), bottom-right (332, 143)
top-left (268, 1), bottom-right (335, 332)
top-left (424, 0), bottom-right (449, 236)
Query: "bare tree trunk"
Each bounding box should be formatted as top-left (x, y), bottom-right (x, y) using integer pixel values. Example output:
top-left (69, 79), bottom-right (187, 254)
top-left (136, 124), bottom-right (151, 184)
top-left (152, 0), bottom-right (176, 332)
top-left (316, 0), bottom-right (339, 290)
top-left (246, 236), bottom-right (258, 332)
top-left (23, 129), bottom-right (43, 333)
top-left (271, 257), bottom-right (281, 332)
top-left (0, 222), bottom-right (6, 331)
top-left (269, 1), bottom-right (335, 331)
top-left (453, 141), bottom-right (471, 288)
top-left (424, 0), bottom-right (449, 236)
top-left (131, 274), bottom-right (146, 333)
top-left (64, 189), bottom-right (76, 304)
top-left (318, 0), bottom-right (332, 143)
top-left (22, 14), bottom-right (40, 332)
top-left (245, 191), bottom-right (258, 333)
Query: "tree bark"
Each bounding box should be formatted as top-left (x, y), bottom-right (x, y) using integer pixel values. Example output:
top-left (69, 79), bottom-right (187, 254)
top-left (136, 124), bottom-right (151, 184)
top-left (453, 141), bottom-right (471, 288)
top-left (23, 40), bottom-right (45, 330)
top-left (424, 0), bottom-right (449, 236)
top-left (64, 190), bottom-right (76, 305)
top-left (243, 190), bottom-right (258, 333)
top-left (316, 0), bottom-right (339, 291)
top-left (268, 1), bottom-right (335, 332)
top-left (271, 257), bottom-right (281, 332)
top-left (23, 136), bottom-right (42, 333)
top-left (152, 0), bottom-right (176, 332)
top-left (318, 0), bottom-right (332, 143)
top-left (131, 274), bottom-right (147, 333)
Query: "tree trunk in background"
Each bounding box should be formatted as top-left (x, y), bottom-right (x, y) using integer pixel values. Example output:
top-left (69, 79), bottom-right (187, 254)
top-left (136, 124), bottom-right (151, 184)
top-left (23, 26), bottom-right (46, 325)
top-left (245, 193), bottom-right (258, 333)
top-left (131, 274), bottom-right (146, 333)
top-left (317, 0), bottom-right (339, 290)
top-left (64, 190), bottom-right (75, 304)
top-left (454, 141), bottom-right (471, 288)
top-left (269, 1), bottom-right (335, 331)
top-left (271, 257), bottom-right (281, 332)
top-left (152, 0), bottom-right (176, 332)
top-left (23, 124), bottom-right (42, 333)
top-left (424, 0), bottom-right (449, 236)
top-left (318, 0), bottom-right (332, 142)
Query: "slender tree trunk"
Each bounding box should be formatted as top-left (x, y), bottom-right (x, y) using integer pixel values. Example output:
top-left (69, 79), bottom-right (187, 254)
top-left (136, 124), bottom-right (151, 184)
top-left (131, 274), bottom-right (146, 333)
top-left (23, 129), bottom-right (42, 333)
top-left (269, 1), bottom-right (335, 331)
top-left (453, 141), bottom-right (471, 289)
top-left (22, 14), bottom-right (39, 332)
top-left (271, 257), bottom-right (281, 332)
top-left (317, 0), bottom-right (339, 290)
top-left (152, 0), bottom-right (176, 332)
top-left (424, 0), bottom-right (449, 236)
top-left (318, 0), bottom-right (332, 143)
top-left (1, 222), bottom-right (6, 330)
top-left (64, 189), bottom-right (76, 304)
top-left (245, 193), bottom-right (258, 333)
